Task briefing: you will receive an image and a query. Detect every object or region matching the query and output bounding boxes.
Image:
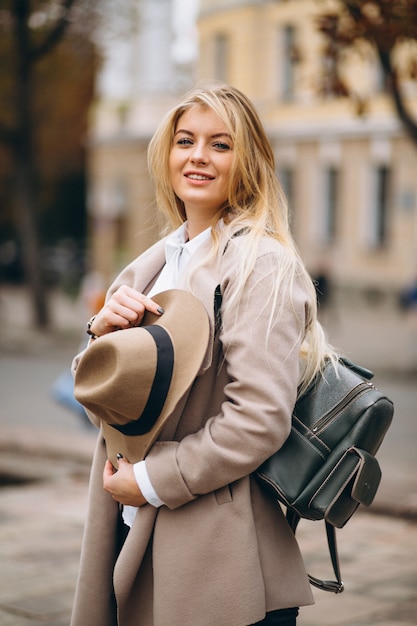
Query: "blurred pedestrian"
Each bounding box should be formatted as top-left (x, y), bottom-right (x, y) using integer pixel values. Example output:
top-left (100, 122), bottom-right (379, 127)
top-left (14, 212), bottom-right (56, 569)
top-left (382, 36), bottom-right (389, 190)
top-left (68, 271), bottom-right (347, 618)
top-left (399, 276), bottom-right (417, 312)
top-left (79, 270), bottom-right (106, 316)
top-left (399, 274), bottom-right (417, 336)
top-left (51, 271), bottom-right (106, 425)
top-left (71, 82), bottom-right (336, 626)
top-left (314, 268), bottom-right (331, 308)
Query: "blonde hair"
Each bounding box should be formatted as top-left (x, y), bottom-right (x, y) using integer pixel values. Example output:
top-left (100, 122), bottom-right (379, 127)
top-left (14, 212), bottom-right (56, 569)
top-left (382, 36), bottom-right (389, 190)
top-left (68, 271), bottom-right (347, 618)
top-left (148, 81), bottom-right (336, 394)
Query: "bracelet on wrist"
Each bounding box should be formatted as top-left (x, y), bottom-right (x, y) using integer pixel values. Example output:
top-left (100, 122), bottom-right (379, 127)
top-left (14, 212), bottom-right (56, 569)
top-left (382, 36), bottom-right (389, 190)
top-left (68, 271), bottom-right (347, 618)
top-left (86, 315), bottom-right (99, 340)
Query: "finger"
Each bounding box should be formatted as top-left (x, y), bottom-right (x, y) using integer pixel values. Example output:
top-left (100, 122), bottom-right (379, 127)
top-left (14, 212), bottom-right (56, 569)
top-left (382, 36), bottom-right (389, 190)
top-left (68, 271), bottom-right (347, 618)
top-left (107, 302), bottom-right (142, 327)
top-left (116, 286), bottom-right (165, 317)
top-left (87, 304), bottom-right (132, 337)
top-left (103, 459), bottom-right (116, 479)
top-left (103, 294), bottom-right (162, 331)
top-left (115, 457), bottom-right (132, 479)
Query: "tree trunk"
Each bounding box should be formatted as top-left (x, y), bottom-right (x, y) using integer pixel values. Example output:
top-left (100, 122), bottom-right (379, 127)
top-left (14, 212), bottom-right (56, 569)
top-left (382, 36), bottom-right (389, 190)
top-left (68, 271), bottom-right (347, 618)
top-left (377, 47), bottom-right (417, 148)
top-left (13, 0), bottom-right (50, 328)
top-left (13, 156), bottom-right (50, 329)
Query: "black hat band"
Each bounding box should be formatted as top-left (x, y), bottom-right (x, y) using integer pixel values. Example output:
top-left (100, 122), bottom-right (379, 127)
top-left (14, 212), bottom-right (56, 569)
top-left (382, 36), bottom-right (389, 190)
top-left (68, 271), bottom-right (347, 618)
top-left (110, 325), bottom-right (174, 436)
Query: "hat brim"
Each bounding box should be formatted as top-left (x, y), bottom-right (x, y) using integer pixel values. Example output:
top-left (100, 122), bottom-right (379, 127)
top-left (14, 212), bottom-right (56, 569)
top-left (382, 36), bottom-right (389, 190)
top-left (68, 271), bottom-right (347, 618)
top-left (75, 289), bottom-right (210, 466)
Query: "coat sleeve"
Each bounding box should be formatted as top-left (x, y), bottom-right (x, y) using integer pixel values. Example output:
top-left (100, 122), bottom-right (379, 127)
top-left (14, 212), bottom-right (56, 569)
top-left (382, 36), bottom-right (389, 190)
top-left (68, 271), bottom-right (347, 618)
top-left (70, 238), bottom-right (167, 427)
top-left (146, 245), bottom-right (309, 509)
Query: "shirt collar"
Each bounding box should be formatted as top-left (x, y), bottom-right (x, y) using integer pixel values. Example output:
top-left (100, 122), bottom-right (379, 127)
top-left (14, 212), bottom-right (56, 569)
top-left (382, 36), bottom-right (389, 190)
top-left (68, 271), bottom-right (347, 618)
top-left (165, 222), bottom-right (212, 264)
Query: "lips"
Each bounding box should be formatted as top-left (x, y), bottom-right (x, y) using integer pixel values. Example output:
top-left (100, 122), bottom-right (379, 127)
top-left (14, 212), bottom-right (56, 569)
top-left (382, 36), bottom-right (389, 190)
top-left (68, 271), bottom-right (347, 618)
top-left (185, 172), bottom-right (215, 181)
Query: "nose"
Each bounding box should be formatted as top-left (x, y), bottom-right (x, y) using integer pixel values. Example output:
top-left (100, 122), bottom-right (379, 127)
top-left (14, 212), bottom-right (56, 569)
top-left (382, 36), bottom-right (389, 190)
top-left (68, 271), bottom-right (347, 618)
top-left (190, 141), bottom-right (208, 166)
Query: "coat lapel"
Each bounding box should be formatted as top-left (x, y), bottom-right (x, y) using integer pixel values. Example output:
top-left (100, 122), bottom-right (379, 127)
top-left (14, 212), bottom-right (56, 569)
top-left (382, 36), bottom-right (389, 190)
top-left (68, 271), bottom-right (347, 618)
top-left (110, 230), bottom-right (228, 602)
top-left (107, 237), bottom-right (167, 297)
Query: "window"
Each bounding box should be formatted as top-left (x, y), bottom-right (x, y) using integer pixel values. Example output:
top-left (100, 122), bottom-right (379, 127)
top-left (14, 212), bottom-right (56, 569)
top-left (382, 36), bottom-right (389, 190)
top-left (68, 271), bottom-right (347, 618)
top-left (320, 50), bottom-right (339, 99)
top-left (322, 167), bottom-right (339, 244)
top-left (373, 57), bottom-right (388, 94)
top-left (278, 166), bottom-right (294, 212)
top-left (363, 165), bottom-right (391, 249)
top-left (281, 25), bottom-right (296, 101)
top-left (214, 33), bottom-right (229, 83)
top-left (373, 165), bottom-right (390, 247)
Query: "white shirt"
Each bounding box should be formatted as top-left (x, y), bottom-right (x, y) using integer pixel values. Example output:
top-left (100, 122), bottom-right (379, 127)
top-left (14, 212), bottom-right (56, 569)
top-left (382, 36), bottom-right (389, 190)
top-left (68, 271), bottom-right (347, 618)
top-left (122, 223), bottom-right (212, 527)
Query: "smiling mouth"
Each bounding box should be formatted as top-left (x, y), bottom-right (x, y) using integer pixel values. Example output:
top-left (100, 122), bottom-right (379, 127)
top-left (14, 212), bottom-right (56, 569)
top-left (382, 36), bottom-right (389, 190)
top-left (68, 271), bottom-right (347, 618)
top-left (186, 174), bottom-right (214, 181)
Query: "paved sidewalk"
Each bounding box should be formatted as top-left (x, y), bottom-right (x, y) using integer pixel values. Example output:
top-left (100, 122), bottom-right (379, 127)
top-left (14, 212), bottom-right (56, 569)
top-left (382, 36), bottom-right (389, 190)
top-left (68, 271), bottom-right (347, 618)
top-left (298, 514), bottom-right (417, 625)
top-left (0, 286), bottom-right (416, 624)
top-left (0, 445), bottom-right (92, 626)
top-left (0, 440), bottom-right (416, 625)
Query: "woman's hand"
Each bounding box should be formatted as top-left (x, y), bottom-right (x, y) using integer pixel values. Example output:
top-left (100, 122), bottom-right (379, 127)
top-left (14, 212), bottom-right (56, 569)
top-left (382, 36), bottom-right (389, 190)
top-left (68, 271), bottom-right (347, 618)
top-left (103, 458), bottom-right (148, 507)
top-left (89, 285), bottom-right (164, 338)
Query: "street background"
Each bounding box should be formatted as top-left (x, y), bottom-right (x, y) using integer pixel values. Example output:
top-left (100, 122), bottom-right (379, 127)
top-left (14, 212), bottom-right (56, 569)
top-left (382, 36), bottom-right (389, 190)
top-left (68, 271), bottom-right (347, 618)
top-left (0, 286), bottom-right (416, 625)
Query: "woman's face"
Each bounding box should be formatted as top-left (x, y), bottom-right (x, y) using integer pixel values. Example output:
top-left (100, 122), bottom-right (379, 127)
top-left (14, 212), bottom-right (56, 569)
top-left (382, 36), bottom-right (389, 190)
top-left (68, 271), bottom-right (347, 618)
top-left (169, 105), bottom-right (234, 232)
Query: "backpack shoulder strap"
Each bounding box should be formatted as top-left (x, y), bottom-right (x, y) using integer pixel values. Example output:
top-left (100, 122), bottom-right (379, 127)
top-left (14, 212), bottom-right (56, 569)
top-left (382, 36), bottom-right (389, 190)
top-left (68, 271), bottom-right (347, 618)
top-left (286, 509), bottom-right (344, 593)
top-left (215, 228), bottom-right (344, 594)
top-left (214, 227), bottom-right (248, 329)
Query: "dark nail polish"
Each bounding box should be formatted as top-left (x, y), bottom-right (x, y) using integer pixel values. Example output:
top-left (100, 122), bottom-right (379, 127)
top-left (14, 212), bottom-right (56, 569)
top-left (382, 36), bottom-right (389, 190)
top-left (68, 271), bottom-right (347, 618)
top-left (157, 307), bottom-right (165, 315)
top-left (116, 453), bottom-right (123, 460)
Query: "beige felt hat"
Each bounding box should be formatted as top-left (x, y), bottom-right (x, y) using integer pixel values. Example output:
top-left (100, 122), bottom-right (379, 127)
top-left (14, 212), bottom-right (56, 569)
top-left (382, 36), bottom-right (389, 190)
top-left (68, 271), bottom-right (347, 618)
top-left (74, 289), bottom-right (210, 466)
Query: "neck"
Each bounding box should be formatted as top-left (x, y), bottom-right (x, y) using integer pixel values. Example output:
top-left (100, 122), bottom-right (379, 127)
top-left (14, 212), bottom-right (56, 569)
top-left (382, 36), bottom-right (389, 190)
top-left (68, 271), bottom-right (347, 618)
top-left (186, 217), bottom-right (213, 240)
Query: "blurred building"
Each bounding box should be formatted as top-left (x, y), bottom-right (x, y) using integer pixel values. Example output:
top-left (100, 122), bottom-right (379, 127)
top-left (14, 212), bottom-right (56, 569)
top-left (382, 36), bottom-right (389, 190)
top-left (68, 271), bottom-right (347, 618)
top-left (87, 0), bottom-right (417, 300)
top-left (86, 0), bottom-right (199, 282)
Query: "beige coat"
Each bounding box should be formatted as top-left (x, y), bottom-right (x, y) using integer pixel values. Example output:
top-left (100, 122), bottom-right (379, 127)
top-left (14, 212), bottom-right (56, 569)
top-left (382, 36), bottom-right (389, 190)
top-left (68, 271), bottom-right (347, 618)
top-left (71, 230), bottom-right (314, 626)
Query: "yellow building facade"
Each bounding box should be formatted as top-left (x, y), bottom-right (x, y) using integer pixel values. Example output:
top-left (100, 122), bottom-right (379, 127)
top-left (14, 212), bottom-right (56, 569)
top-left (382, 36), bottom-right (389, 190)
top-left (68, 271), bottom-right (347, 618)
top-left (198, 0), bottom-right (417, 294)
top-left (88, 0), bottom-right (417, 298)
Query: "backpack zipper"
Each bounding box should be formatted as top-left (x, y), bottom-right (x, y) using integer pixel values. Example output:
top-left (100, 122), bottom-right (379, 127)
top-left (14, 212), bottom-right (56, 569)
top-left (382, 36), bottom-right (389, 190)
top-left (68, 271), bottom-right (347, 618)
top-left (311, 381), bottom-right (374, 434)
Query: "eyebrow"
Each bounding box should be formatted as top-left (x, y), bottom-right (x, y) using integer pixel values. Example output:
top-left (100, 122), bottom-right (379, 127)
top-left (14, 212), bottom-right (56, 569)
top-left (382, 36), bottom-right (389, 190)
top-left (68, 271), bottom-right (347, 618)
top-left (174, 129), bottom-right (232, 140)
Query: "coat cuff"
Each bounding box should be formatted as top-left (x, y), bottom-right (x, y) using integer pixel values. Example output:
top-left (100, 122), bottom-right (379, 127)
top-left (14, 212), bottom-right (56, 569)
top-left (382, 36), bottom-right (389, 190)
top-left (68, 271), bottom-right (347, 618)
top-left (145, 442), bottom-right (197, 509)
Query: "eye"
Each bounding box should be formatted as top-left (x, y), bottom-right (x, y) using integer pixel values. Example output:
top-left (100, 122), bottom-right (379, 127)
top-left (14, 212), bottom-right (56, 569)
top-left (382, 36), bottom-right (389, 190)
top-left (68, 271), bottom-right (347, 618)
top-left (214, 141), bottom-right (231, 151)
top-left (176, 138), bottom-right (193, 146)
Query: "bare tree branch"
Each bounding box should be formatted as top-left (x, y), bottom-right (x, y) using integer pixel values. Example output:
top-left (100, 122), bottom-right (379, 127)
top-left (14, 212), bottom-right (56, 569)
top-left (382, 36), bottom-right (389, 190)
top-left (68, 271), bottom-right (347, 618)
top-left (31, 0), bottom-right (78, 60)
top-left (377, 46), bottom-right (417, 145)
top-left (316, 0), bottom-right (417, 148)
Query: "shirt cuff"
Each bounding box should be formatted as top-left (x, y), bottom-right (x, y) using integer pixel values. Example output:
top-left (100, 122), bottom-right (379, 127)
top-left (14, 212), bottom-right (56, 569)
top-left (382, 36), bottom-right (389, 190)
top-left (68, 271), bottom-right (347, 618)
top-left (133, 460), bottom-right (165, 508)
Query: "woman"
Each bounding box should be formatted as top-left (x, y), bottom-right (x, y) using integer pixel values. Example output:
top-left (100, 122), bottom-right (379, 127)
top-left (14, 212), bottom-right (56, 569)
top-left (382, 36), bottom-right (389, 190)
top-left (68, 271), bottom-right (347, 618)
top-left (71, 82), bottom-right (335, 626)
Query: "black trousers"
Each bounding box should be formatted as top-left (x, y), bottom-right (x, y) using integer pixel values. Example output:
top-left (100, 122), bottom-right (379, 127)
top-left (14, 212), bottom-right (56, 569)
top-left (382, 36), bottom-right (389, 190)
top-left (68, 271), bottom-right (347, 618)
top-left (250, 607), bottom-right (299, 625)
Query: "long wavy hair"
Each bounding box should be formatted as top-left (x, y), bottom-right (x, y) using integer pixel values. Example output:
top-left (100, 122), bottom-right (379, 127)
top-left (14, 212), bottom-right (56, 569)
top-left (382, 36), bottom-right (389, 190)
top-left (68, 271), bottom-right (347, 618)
top-left (148, 82), bottom-right (336, 394)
